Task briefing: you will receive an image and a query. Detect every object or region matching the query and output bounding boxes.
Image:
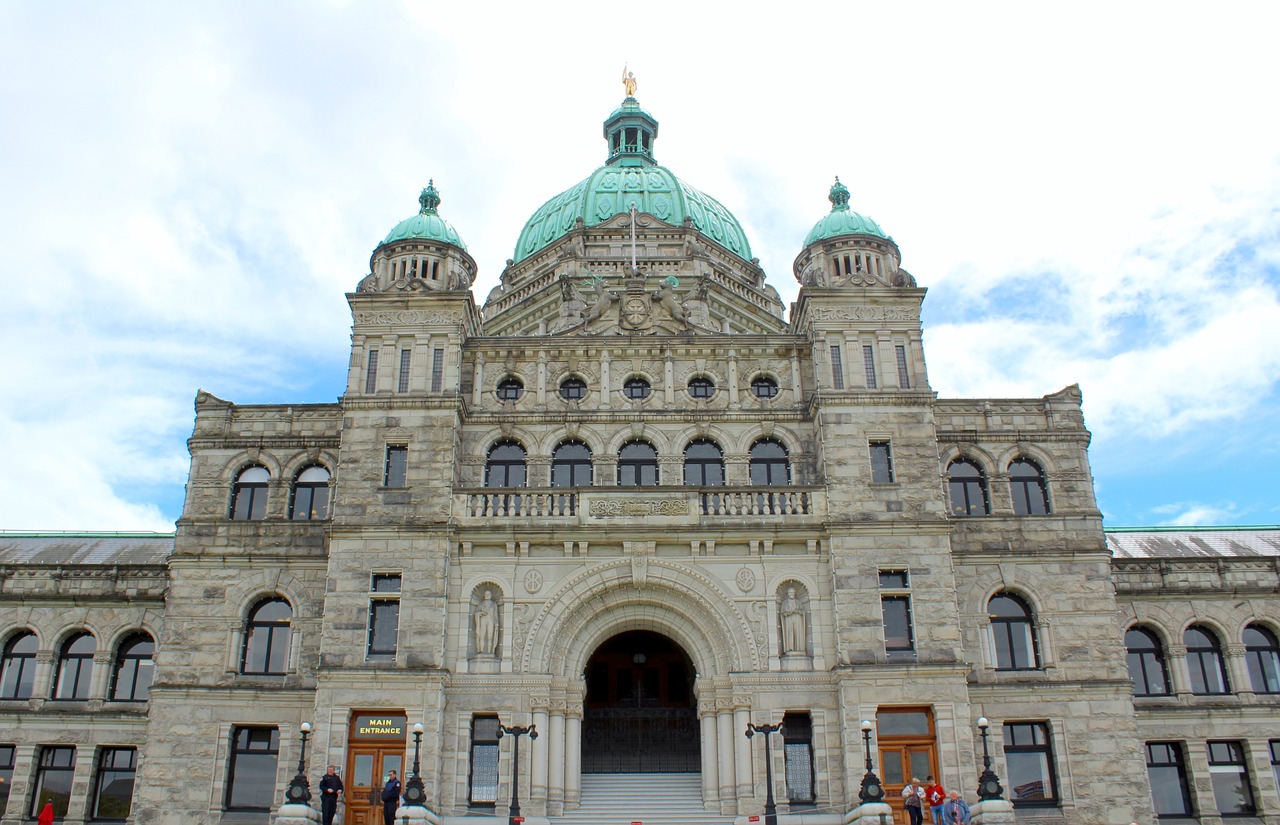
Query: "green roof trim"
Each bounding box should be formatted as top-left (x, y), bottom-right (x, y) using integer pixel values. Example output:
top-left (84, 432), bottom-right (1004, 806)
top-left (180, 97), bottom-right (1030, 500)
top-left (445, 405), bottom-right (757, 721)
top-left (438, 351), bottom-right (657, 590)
top-left (0, 530), bottom-right (176, 538)
top-left (380, 180), bottom-right (468, 250)
top-left (802, 176), bottom-right (891, 246)
top-left (1104, 524), bottom-right (1280, 533)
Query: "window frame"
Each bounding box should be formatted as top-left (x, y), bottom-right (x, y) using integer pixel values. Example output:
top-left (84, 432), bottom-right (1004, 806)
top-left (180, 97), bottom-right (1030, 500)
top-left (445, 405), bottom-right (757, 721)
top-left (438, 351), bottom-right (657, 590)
top-left (947, 459), bottom-right (989, 517)
top-left (683, 440), bottom-right (725, 487)
top-left (1125, 626), bottom-right (1171, 697)
top-left (368, 573), bottom-right (402, 657)
top-left (1244, 624), bottom-right (1280, 694)
top-left (623, 376), bottom-right (652, 400)
top-left (783, 712), bottom-right (816, 804)
top-left (0, 632), bottom-right (38, 700)
top-left (618, 441), bottom-right (659, 487)
top-left (1206, 740), bottom-right (1256, 817)
top-left (289, 465), bottom-right (331, 520)
top-left (751, 375), bottom-right (779, 399)
top-left (1009, 458), bottom-right (1050, 516)
top-left (241, 598), bottom-right (293, 676)
top-left (1003, 722), bottom-right (1059, 807)
top-left (485, 441), bottom-right (528, 488)
top-left (558, 376), bottom-right (588, 401)
top-left (0, 744), bottom-right (13, 816)
top-left (687, 376), bottom-right (716, 400)
top-left (1185, 625), bottom-right (1230, 695)
top-left (225, 727), bottom-right (280, 812)
top-left (52, 632), bottom-right (95, 701)
top-left (229, 465), bottom-right (269, 520)
top-left (384, 445), bottom-right (408, 488)
top-left (468, 715), bottom-right (501, 806)
top-left (31, 746), bottom-right (77, 819)
top-left (990, 593), bottom-right (1041, 671)
top-left (869, 441), bottom-right (895, 484)
top-left (551, 441), bottom-right (593, 488)
top-left (749, 439), bottom-right (791, 487)
top-left (109, 633), bottom-right (155, 702)
top-left (495, 377), bottom-right (524, 402)
top-left (91, 746), bottom-right (138, 821)
top-left (1145, 741), bottom-right (1194, 819)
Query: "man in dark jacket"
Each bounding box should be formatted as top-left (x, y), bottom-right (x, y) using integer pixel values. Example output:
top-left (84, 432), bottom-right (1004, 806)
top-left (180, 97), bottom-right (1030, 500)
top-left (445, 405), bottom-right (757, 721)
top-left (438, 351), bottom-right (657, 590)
top-left (318, 765), bottom-right (344, 825)
top-left (381, 770), bottom-right (401, 825)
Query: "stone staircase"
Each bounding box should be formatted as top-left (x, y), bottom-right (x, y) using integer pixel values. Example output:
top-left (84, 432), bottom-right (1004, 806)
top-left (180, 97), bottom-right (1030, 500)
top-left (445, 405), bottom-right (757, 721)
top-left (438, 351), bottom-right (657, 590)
top-left (553, 773), bottom-right (732, 825)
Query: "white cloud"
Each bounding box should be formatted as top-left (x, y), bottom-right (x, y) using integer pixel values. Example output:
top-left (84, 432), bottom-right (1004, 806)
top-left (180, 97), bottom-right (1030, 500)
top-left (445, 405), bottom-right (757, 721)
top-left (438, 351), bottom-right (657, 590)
top-left (1151, 502), bottom-right (1245, 528)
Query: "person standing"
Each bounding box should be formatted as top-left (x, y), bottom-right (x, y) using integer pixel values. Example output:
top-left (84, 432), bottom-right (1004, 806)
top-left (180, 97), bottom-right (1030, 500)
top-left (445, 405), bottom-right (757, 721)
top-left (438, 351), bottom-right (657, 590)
top-left (942, 790), bottom-right (972, 825)
top-left (924, 775), bottom-right (947, 823)
top-left (381, 769), bottom-right (401, 825)
top-left (902, 777), bottom-right (925, 825)
top-left (319, 765), bottom-right (344, 825)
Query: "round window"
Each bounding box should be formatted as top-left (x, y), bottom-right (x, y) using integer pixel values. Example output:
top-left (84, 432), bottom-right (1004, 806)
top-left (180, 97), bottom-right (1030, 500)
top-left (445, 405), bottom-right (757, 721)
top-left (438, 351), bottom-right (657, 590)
top-left (751, 376), bottom-right (779, 399)
top-left (559, 377), bottom-right (588, 401)
top-left (687, 376), bottom-right (716, 399)
top-left (496, 377), bottom-right (524, 401)
top-left (623, 377), bottom-right (652, 400)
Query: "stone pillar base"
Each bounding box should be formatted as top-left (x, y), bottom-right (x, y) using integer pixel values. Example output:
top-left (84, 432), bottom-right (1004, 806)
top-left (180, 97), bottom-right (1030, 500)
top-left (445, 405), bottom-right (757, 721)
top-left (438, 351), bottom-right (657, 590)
top-left (845, 801), bottom-right (893, 825)
top-left (276, 802), bottom-right (322, 825)
top-left (394, 804), bottom-right (442, 825)
top-left (971, 799), bottom-right (1015, 825)
top-left (780, 654), bottom-right (813, 671)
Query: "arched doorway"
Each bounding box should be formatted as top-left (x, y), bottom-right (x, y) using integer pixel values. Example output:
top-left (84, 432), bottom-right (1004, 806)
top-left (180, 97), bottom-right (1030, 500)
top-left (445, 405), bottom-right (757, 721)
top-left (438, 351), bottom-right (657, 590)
top-left (581, 630), bottom-right (699, 773)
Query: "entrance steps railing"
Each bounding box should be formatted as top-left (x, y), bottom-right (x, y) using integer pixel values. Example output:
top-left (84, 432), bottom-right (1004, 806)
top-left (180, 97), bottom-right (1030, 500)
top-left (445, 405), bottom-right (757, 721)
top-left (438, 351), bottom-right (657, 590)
top-left (553, 773), bottom-right (730, 825)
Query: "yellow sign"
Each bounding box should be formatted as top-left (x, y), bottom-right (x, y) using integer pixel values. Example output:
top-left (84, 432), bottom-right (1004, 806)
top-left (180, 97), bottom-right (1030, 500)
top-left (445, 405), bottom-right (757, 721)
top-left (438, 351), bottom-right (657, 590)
top-left (352, 714), bottom-right (406, 740)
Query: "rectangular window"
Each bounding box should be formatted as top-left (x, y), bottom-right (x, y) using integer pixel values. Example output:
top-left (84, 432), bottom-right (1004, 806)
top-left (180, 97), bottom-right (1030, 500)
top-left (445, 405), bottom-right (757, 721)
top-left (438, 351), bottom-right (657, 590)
top-left (783, 712), bottom-right (815, 804)
top-left (1207, 741), bottom-right (1256, 816)
top-left (1004, 722), bottom-right (1059, 807)
top-left (431, 348), bottom-right (445, 393)
top-left (881, 596), bottom-right (914, 652)
top-left (1270, 741), bottom-right (1280, 801)
top-left (0, 745), bottom-right (13, 816)
top-left (879, 569), bottom-right (909, 589)
top-left (365, 349), bottom-right (379, 394)
top-left (31, 746), bottom-right (76, 818)
top-left (895, 345), bottom-right (910, 388)
top-left (469, 715), bottom-right (501, 805)
top-left (368, 573), bottom-right (402, 656)
top-left (384, 445), bottom-right (407, 488)
top-left (92, 747), bottom-right (137, 821)
top-left (869, 441), bottom-right (895, 483)
top-left (829, 345), bottom-right (844, 390)
top-left (1145, 742), bottom-right (1194, 818)
top-left (226, 727), bottom-right (280, 811)
top-left (398, 349), bottom-right (412, 393)
top-left (863, 345), bottom-right (877, 388)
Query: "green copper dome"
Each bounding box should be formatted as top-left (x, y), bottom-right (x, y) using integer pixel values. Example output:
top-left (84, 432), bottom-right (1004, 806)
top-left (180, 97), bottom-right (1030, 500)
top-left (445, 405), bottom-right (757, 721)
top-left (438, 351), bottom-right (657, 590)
top-left (803, 177), bottom-right (890, 246)
top-left (381, 181), bottom-right (468, 250)
top-left (513, 97), bottom-right (752, 262)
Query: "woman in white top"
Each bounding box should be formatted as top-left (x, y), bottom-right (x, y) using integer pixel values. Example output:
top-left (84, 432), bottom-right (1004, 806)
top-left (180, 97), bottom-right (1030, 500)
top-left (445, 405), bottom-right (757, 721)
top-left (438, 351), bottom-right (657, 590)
top-left (902, 778), bottom-right (926, 825)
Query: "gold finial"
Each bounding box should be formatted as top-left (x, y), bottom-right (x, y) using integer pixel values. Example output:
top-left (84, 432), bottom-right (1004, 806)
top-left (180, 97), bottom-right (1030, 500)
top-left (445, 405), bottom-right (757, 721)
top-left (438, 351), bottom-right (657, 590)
top-left (622, 64), bottom-right (637, 97)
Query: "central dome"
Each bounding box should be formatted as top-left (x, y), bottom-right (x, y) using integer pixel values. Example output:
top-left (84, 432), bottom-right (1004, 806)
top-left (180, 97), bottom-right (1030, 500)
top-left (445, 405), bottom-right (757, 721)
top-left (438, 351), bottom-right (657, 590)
top-left (513, 97), bottom-right (752, 263)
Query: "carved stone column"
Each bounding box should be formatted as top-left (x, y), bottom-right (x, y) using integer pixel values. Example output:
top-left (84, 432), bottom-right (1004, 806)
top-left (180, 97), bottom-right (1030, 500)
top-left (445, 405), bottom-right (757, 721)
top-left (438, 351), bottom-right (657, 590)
top-left (530, 701), bottom-right (550, 808)
top-left (716, 702), bottom-right (737, 814)
top-left (564, 702), bottom-right (583, 810)
top-left (699, 698), bottom-right (720, 808)
top-left (548, 704), bottom-right (566, 813)
top-left (733, 700), bottom-right (752, 802)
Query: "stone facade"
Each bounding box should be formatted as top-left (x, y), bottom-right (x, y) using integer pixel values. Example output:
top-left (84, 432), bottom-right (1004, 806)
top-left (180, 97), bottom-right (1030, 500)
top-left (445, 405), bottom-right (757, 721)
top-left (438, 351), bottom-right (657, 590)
top-left (0, 94), bottom-right (1278, 825)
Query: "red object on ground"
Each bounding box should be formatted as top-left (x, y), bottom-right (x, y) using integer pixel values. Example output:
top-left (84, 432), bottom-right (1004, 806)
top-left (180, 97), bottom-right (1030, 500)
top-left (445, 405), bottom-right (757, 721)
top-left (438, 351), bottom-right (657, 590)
top-left (38, 802), bottom-right (55, 825)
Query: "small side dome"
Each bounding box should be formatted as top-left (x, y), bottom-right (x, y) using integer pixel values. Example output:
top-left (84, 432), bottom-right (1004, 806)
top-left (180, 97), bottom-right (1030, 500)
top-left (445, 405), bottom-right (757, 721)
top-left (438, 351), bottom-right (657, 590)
top-left (802, 177), bottom-right (890, 246)
top-left (381, 181), bottom-right (468, 250)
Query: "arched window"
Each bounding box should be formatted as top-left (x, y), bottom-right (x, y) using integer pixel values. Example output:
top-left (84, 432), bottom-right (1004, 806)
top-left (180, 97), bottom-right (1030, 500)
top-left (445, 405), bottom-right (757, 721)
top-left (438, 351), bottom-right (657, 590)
top-left (241, 598), bottom-right (293, 675)
top-left (749, 439), bottom-right (791, 486)
top-left (1244, 624), bottom-right (1280, 694)
top-left (1125, 626), bottom-right (1170, 696)
top-left (618, 441), bottom-right (659, 486)
top-left (551, 441), bottom-right (593, 487)
top-left (110, 633), bottom-right (155, 702)
top-left (687, 376), bottom-right (716, 399)
top-left (485, 441), bottom-right (527, 488)
top-left (751, 376), bottom-right (779, 399)
top-left (289, 466), bottom-right (330, 520)
top-left (559, 376), bottom-right (588, 401)
top-left (0, 632), bottom-right (38, 699)
top-left (53, 633), bottom-right (95, 700)
top-left (683, 440), bottom-right (725, 486)
top-left (1184, 625), bottom-right (1229, 695)
top-left (947, 459), bottom-right (989, 516)
top-left (989, 593), bottom-right (1040, 670)
top-left (1009, 458), bottom-right (1050, 515)
top-left (496, 377), bottom-right (524, 402)
top-left (230, 465), bottom-right (269, 520)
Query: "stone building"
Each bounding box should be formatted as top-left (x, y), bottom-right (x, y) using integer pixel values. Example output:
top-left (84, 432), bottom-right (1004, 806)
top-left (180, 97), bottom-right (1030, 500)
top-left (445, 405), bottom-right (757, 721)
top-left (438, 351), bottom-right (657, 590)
top-left (0, 91), bottom-right (1278, 825)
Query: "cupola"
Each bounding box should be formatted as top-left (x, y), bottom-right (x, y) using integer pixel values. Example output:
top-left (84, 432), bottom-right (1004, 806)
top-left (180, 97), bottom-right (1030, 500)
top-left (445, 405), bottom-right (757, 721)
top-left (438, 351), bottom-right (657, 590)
top-left (603, 96), bottom-right (659, 167)
top-left (793, 177), bottom-right (905, 288)
top-left (363, 181), bottom-right (477, 292)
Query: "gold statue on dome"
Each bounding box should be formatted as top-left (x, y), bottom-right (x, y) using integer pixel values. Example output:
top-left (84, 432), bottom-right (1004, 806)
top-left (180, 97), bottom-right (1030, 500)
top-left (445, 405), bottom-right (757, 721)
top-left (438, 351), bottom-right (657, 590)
top-left (622, 65), bottom-right (637, 97)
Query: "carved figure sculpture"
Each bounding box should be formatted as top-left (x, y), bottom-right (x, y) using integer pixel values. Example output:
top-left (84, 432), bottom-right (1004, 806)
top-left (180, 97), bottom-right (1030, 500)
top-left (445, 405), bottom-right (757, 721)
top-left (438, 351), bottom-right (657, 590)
top-left (780, 586), bottom-right (807, 654)
top-left (622, 67), bottom-right (637, 97)
top-left (582, 276), bottom-right (617, 324)
top-left (474, 590), bottom-right (499, 656)
top-left (357, 272), bottom-right (380, 293)
top-left (554, 273), bottom-right (587, 330)
top-left (653, 276), bottom-right (686, 323)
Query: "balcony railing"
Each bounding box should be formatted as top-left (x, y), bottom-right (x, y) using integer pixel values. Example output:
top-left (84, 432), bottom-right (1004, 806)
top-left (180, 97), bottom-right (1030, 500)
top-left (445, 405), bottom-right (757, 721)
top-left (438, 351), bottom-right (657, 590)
top-left (699, 489), bottom-right (812, 516)
top-left (455, 486), bottom-right (822, 522)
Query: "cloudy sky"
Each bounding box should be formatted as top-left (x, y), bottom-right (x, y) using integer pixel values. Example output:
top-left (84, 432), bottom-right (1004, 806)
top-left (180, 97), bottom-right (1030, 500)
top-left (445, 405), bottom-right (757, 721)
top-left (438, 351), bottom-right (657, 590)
top-left (1, 2), bottom-right (1277, 532)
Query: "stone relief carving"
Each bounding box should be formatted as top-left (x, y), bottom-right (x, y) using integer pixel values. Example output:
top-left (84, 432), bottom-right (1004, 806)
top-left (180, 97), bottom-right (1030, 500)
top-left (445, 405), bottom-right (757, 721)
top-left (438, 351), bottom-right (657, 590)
top-left (589, 499), bottom-right (689, 517)
top-left (354, 310), bottom-right (461, 327)
top-left (523, 569), bottom-right (544, 594)
top-left (735, 567), bottom-right (756, 593)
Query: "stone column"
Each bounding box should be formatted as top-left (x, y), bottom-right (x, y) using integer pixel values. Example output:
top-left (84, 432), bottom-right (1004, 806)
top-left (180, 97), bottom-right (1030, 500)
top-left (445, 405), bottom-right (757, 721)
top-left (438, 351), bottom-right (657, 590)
top-left (548, 708), bottom-right (566, 813)
top-left (716, 704), bottom-right (737, 814)
top-left (699, 700), bottom-right (720, 808)
top-left (531, 704), bottom-right (550, 808)
top-left (733, 703), bottom-right (752, 802)
top-left (33, 650), bottom-right (55, 699)
top-left (91, 651), bottom-right (113, 700)
top-left (727, 349), bottom-right (739, 404)
top-left (1225, 644), bottom-right (1251, 693)
top-left (564, 704), bottom-right (583, 810)
top-left (1166, 644), bottom-right (1192, 694)
top-left (971, 798), bottom-right (1015, 825)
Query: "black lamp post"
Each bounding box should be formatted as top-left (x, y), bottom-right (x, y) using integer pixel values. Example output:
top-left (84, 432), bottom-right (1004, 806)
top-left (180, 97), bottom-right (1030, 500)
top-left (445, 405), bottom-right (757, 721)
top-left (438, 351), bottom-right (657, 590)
top-left (285, 722), bottom-right (313, 805)
top-left (857, 720), bottom-right (884, 804)
top-left (975, 717), bottom-right (1005, 801)
top-left (497, 722), bottom-right (537, 825)
top-left (745, 722), bottom-right (783, 825)
top-left (403, 722), bottom-right (426, 807)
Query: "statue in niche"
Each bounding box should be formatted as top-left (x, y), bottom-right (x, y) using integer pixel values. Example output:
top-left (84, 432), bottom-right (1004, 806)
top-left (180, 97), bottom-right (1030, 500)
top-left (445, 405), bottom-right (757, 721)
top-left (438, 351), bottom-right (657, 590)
top-left (474, 590), bottom-right (499, 656)
top-left (780, 586), bottom-right (808, 655)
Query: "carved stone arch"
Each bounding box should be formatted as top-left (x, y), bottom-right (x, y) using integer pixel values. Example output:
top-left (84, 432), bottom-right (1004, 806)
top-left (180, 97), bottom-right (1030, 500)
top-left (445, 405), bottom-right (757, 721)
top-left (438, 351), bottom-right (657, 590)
top-left (0, 625), bottom-right (41, 648)
top-left (280, 450), bottom-right (338, 483)
top-left (677, 365), bottom-right (726, 386)
top-left (226, 569), bottom-right (312, 620)
top-left (969, 568), bottom-right (1047, 618)
top-left (736, 425), bottom-right (801, 457)
top-left (474, 428), bottom-right (537, 464)
top-left (103, 624), bottom-right (159, 654)
top-left (519, 558), bottom-right (760, 677)
top-left (995, 444), bottom-right (1058, 476)
top-left (538, 425), bottom-right (607, 458)
top-left (466, 579), bottom-right (506, 601)
top-left (49, 622), bottom-right (98, 654)
top-left (670, 423), bottom-right (734, 455)
top-left (221, 451), bottom-right (283, 482)
top-left (605, 427), bottom-right (673, 457)
top-left (939, 446), bottom-right (998, 477)
top-left (1126, 603), bottom-right (1180, 648)
top-left (1178, 614), bottom-right (1234, 644)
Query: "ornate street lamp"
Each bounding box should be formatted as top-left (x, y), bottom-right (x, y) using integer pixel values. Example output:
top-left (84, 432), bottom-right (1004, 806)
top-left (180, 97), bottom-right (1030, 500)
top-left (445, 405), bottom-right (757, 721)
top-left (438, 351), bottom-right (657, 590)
top-left (857, 720), bottom-right (884, 804)
top-left (285, 722), bottom-right (313, 805)
top-left (497, 722), bottom-right (537, 825)
top-left (745, 722), bottom-right (783, 825)
top-left (403, 723), bottom-right (426, 807)
top-left (975, 717), bottom-right (1005, 801)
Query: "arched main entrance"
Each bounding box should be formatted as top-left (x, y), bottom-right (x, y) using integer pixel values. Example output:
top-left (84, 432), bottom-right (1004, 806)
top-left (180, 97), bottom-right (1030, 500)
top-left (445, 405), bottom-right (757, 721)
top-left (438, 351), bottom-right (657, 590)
top-left (581, 630), bottom-right (700, 773)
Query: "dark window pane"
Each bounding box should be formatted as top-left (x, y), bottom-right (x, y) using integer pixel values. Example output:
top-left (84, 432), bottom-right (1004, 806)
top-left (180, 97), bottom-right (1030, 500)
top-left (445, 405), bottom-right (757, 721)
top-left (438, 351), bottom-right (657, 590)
top-left (862, 345), bottom-right (876, 388)
top-left (227, 728), bottom-right (279, 810)
top-left (0, 633), bottom-right (37, 699)
top-left (882, 597), bottom-right (914, 651)
top-left (623, 377), bottom-right (651, 400)
top-left (783, 712), bottom-right (815, 804)
top-left (111, 634), bottom-right (155, 702)
top-left (870, 441), bottom-right (894, 483)
top-left (365, 349), bottom-right (379, 393)
top-left (875, 711), bottom-right (930, 737)
top-left (688, 377), bottom-right (715, 399)
top-left (1145, 742), bottom-right (1193, 817)
top-left (242, 599), bottom-right (292, 675)
top-left (430, 348), bottom-right (444, 393)
top-left (0, 744), bottom-right (13, 816)
top-left (559, 377), bottom-right (587, 400)
top-left (830, 346), bottom-right (844, 389)
top-left (552, 442), bottom-right (593, 488)
top-left (290, 466), bottom-right (331, 520)
top-left (879, 570), bottom-right (909, 589)
top-left (752, 376), bottom-right (778, 399)
top-left (1207, 741), bottom-right (1255, 816)
top-left (1010, 458), bottom-right (1050, 515)
top-left (1185, 626), bottom-right (1230, 695)
top-left (496, 378), bottom-right (524, 401)
top-left (230, 465), bottom-right (269, 520)
top-left (470, 716), bottom-right (501, 804)
top-left (749, 440), bottom-right (790, 486)
top-left (368, 601), bottom-right (400, 655)
top-left (618, 442), bottom-right (658, 487)
top-left (54, 633), bottom-right (95, 700)
top-left (93, 747), bottom-right (137, 820)
top-left (1125, 627), bottom-right (1170, 696)
top-left (31, 746), bottom-right (76, 818)
top-left (683, 440), bottom-right (724, 486)
top-left (1003, 723), bottom-right (1058, 806)
top-left (398, 349), bottom-right (412, 393)
top-left (372, 574), bottom-right (402, 593)
top-left (385, 446), bottom-right (408, 488)
top-left (947, 460), bottom-right (989, 516)
top-left (895, 345), bottom-right (910, 388)
top-left (990, 595), bottom-right (1039, 670)
top-left (1244, 625), bottom-right (1280, 694)
top-left (486, 441), bottom-right (527, 488)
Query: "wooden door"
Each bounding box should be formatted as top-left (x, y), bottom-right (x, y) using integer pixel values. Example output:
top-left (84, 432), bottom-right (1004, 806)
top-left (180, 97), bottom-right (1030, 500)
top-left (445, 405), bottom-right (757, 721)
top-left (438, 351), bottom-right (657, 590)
top-left (880, 745), bottom-right (935, 824)
top-left (345, 746), bottom-right (404, 825)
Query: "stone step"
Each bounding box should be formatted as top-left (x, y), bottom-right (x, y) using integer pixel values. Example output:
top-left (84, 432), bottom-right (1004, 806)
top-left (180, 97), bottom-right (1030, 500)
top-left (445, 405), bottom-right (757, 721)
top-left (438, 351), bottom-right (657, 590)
top-left (553, 773), bottom-right (730, 825)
